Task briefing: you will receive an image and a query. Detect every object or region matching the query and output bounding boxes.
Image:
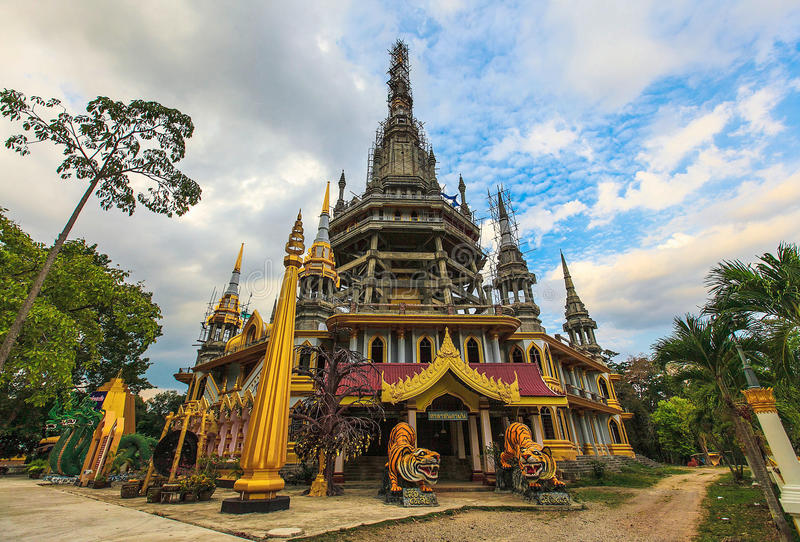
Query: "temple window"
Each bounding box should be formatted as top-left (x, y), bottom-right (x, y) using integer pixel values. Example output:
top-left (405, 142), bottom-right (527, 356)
top-left (510, 345), bottom-right (524, 363)
top-left (246, 325), bottom-right (256, 344)
top-left (598, 377), bottom-right (610, 398)
top-left (411, 211), bottom-right (419, 222)
top-left (541, 408), bottom-right (557, 440)
top-left (529, 345), bottom-right (544, 375)
top-left (465, 337), bottom-right (481, 363)
top-left (418, 336), bottom-right (433, 363)
top-left (298, 350), bottom-right (312, 371)
top-left (369, 336), bottom-right (386, 363)
top-left (609, 419), bottom-right (623, 444)
top-left (394, 210), bottom-right (401, 221)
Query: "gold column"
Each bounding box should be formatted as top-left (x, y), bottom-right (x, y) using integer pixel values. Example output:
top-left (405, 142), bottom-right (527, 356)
top-left (223, 212), bottom-right (304, 512)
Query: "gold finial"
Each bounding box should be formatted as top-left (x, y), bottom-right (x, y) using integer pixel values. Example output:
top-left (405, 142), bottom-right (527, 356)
top-left (115, 368), bottom-right (123, 379)
top-left (439, 327), bottom-right (459, 357)
top-left (234, 243), bottom-right (244, 273)
top-left (285, 210), bottom-right (305, 266)
top-left (321, 182), bottom-right (330, 215)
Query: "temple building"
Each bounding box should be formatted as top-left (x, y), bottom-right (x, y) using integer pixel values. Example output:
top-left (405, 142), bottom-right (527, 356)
top-left (174, 41), bottom-right (634, 485)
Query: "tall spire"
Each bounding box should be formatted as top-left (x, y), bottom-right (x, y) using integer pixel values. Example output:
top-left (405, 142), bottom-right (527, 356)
top-left (497, 189), bottom-right (514, 247)
top-left (225, 243), bottom-right (245, 295)
top-left (560, 251), bottom-right (601, 354)
top-left (560, 250), bottom-right (576, 295)
top-left (388, 40), bottom-right (412, 118)
top-left (458, 175), bottom-right (469, 215)
top-left (335, 170), bottom-right (346, 211)
top-left (314, 182), bottom-right (330, 244)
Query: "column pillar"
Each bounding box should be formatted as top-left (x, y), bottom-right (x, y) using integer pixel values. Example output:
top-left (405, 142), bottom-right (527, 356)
top-left (568, 412), bottom-right (582, 454)
top-left (349, 329), bottom-right (358, 353)
top-left (456, 421), bottom-right (466, 459)
top-left (333, 452), bottom-right (345, 484)
top-left (579, 413), bottom-right (597, 455)
top-left (743, 388), bottom-right (800, 533)
top-left (479, 409), bottom-right (494, 476)
top-left (397, 328), bottom-right (406, 363)
top-left (529, 412), bottom-right (544, 446)
top-left (228, 414), bottom-right (241, 456)
top-left (217, 418), bottom-right (230, 456)
top-left (490, 332), bottom-right (501, 363)
top-left (407, 407), bottom-right (417, 433)
top-left (468, 414), bottom-right (483, 481)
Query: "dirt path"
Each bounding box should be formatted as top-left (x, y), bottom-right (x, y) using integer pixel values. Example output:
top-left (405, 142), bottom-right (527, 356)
top-left (330, 468), bottom-right (722, 542)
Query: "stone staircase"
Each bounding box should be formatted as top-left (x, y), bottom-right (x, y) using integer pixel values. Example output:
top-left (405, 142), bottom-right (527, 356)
top-left (557, 454), bottom-right (662, 481)
top-left (342, 455), bottom-right (473, 483)
top-left (343, 455), bottom-right (386, 481)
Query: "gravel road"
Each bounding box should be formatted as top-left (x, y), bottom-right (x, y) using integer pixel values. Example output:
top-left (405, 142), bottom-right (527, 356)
top-left (334, 468), bottom-right (722, 542)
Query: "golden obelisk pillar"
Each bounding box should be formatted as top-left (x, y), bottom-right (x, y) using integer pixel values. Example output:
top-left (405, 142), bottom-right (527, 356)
top-left (222, 211), bottom-right (304, 513)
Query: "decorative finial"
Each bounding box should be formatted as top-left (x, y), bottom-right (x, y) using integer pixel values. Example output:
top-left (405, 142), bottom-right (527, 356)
top-left (234, 243), bottom-right (244, 273)
top-left (321, 182), bottom-right (330, 215)
top-left (285, 210), bottom-right (305, 266)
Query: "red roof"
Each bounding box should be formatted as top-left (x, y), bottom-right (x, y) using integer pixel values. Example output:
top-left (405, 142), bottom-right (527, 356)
top-left (357, 362), bottom-right (561, 398)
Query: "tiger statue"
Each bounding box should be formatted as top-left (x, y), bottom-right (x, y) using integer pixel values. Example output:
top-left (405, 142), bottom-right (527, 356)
top-left (500, 422), bottom-right (564, 489)
top-left (386, 422), bottom-right (440, 493)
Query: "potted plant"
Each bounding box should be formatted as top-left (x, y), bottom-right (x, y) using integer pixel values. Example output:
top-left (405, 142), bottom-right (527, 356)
top-left (91, 474), bottom-right (110, 489)
top-left (179, 474), bottom-right (216, 501)
top-left (120, 478), bottom-right (142, 498)
top-left (26, 459), bottom-right (48, 479)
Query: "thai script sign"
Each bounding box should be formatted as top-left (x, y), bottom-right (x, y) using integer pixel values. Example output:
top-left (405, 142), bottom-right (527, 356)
top-left (402, 487), bottom-right (438, 507)
top-left (427, 410), bottom-right (467, 421)
top-left (535, 492), bottom-right (571, 506)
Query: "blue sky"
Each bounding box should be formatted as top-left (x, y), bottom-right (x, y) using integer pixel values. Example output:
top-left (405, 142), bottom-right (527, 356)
top-left (2, 2), bottom-right (800, 393)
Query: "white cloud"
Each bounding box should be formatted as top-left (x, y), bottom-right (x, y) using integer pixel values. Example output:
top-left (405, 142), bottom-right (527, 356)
top-left (487, 119), bottom-right (583, 161)
top-left (517, 199), bottom-right (588, 244)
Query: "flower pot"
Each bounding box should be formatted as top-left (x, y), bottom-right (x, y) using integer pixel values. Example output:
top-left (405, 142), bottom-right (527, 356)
top-left (146, 487), bottom-right (162, 503)
top-left (28, 471), bottom-right (43, 479)
top-left (90, 480), bottom-right (109, 489)
top-left (198, 488), bottom-right (215, 501)
top-left (183, 492), bottom-right (198, 503)
top-left (120, 481), bottom-right (141, 498)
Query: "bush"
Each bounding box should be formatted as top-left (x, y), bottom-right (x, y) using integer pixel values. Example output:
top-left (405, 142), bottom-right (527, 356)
top-left (591, 460), bottom-right (606, 480)
top-left (178, 473), bottom-right (216, 496)
top-left (26, 458), bottom-right (49, 477)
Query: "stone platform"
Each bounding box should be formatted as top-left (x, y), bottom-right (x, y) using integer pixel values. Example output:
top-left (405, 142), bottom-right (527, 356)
top-left (47, 481), bottom-right (583, 540)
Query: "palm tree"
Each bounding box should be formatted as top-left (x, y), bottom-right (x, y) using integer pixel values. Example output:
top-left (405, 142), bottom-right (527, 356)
top-left (654, 314), bottom-right (794, 541)
top-left (706, 243), bottom-right (800, 385)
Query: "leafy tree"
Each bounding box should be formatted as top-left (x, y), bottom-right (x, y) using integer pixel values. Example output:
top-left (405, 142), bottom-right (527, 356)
top-left (290, 340), bottom-right (384, 496)
top-left (0, 212), bottom-right (162, 454)
top-left (609, 355), bottom-right (678, 461)
top-left (136, 391), bottom-right (186, 439)
top-left (0, 89), bottom-right (200, 371)
top-left (654, 314), bottom-right (795, 541)
top-left (650, 396), bottom-right (697, 463)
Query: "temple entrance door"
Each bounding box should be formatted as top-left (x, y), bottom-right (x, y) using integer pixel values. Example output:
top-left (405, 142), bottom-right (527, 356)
top-left (417, 395), bottom-right (473, 482)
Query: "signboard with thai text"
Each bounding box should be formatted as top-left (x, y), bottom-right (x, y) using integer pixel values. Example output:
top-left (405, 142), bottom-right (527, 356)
top-left (427, 410), bottom-right (468, 421)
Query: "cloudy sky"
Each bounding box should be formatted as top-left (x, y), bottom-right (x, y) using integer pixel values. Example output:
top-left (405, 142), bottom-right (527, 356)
top-left (2, 1), bottom-right (800, 391)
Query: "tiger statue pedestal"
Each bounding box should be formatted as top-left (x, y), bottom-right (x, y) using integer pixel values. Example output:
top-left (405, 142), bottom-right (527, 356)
top-left (497, 422), bottom-right (571, 506)
top-left (378, 422), bottom-right (440, 506)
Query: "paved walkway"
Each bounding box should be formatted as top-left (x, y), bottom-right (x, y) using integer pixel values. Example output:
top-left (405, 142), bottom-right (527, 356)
top-left (0, 477), bottom-right (244, 541)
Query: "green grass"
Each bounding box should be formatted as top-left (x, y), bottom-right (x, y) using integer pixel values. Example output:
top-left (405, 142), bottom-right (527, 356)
top-left (694, 472), bottom-right (800, 542)
top-left (570, 487), bottom-right (634, 507)
top-left (569, 462), bottom-right (692, 489)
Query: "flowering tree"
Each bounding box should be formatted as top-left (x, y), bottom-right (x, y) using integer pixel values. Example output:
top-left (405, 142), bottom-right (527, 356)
top-left (290, 339), bottom-right (384, 496)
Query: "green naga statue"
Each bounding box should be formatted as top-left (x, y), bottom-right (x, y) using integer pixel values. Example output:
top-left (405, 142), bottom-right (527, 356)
top-left (46, 394), bottom-right (103, 476)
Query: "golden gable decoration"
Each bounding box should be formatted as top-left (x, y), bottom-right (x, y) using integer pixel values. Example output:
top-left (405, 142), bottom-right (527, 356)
top-left (381, 327), bottom-right (521, 404)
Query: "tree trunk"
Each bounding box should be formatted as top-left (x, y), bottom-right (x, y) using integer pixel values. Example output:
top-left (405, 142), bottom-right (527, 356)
top-left (0, 178), bottom-right (99, 372)
top-left (698, 433), bottom-right (712, 465)
top-left (718, 378), bottom-right (794, 541)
